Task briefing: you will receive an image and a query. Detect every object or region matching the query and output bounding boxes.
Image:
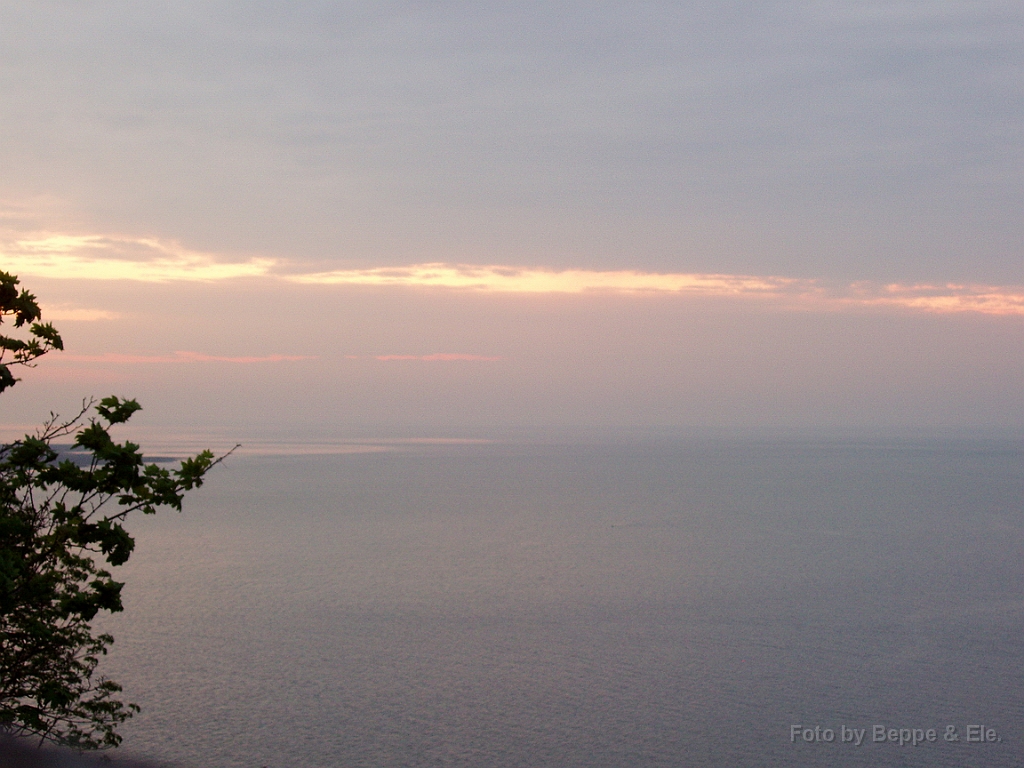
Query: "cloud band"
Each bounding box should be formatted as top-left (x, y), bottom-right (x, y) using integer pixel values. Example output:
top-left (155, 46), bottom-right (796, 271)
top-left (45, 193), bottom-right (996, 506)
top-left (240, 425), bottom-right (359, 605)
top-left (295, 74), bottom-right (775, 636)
top-left (5, 232), bottom-right (1024, 316)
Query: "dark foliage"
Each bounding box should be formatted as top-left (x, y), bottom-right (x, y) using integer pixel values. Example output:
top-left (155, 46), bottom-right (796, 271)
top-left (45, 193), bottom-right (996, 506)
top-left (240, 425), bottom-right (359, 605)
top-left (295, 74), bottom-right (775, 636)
top-left (0, 273), bottom-right (227, 749)
top-left (0, 272), bottom-right (63, 395)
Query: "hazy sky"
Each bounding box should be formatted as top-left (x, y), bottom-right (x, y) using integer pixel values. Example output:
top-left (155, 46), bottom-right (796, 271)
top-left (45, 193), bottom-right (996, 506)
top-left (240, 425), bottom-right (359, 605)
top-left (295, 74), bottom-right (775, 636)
top-left (1, 1), bottom-right (1022, 440)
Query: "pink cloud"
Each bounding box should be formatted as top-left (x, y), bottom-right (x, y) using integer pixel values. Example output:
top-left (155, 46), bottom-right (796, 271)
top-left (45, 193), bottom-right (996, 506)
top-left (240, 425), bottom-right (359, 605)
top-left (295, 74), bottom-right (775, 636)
top-left (838, 283), bottom-right (1024, 316)
top-left (58, 351), bottom-right (315, 364)
top-left (375, 353), bottom-right (503, 362)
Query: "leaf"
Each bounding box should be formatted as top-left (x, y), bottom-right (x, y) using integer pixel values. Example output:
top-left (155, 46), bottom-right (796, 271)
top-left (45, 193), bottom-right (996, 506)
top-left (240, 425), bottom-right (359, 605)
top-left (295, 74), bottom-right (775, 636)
top-left (95, 396), bottom-right (142, 425)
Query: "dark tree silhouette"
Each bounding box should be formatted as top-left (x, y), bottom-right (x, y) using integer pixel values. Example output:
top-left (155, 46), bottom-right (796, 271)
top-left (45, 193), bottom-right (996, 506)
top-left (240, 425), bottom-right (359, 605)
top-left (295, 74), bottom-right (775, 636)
top-left (0, 272), bottom-right (228, 748)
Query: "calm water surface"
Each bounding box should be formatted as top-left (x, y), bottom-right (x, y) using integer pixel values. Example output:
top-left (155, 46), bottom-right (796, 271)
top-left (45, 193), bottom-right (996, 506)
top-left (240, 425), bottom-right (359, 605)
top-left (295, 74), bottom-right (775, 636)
top-left (97, 440), bottom-right (1024, 767)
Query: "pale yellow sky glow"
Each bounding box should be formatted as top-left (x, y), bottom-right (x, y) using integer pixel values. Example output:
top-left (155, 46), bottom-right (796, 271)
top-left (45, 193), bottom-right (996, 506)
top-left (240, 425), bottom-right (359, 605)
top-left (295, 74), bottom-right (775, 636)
top-left (1, 233), bottom-right (273, 282)
top-left (5, 232), bottom-right (1024, 317)
top-left (289, 263), bottom-right (803, 296)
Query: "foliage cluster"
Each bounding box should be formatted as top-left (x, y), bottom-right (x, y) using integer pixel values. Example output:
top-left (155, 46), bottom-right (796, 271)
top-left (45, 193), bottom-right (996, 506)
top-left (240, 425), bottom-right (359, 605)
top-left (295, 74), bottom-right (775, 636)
top-left (0, 272), bottom-right (221, 748)
top-left (0, 272), bottom-right (63, 394)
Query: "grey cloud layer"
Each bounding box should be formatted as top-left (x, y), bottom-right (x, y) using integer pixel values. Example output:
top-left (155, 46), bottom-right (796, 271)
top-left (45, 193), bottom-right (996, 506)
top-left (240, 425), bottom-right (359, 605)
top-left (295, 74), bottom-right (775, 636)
top-left (2, 1), bottom-right (1021, 280)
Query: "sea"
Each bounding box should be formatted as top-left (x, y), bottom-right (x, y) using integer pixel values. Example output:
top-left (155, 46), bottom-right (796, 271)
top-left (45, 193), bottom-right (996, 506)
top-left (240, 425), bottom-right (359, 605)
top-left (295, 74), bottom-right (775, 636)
top-left (92, 438), bottom-right (1024, 767)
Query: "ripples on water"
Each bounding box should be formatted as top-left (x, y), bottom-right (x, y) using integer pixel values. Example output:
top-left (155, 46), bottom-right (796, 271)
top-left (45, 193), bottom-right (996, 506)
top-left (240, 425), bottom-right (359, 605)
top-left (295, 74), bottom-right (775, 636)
top-left (95, 440), bottom-right (1024, 767)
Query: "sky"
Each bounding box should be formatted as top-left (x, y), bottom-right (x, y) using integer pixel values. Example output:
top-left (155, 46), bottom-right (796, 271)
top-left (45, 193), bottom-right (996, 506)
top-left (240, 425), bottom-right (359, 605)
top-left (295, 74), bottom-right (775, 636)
top-left (1, 1), bottom-right (1023, 442)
